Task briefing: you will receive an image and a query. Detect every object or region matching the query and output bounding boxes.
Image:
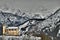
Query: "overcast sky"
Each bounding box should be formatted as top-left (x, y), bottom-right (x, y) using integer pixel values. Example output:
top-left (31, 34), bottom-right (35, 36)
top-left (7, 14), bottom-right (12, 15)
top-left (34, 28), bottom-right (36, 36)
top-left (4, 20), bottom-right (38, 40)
top-left (0, 0), bottom-right (60, 13)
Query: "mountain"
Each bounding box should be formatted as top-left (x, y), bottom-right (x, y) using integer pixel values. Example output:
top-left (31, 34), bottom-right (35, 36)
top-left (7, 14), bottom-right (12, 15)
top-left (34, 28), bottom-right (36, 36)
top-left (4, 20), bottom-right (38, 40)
top-left (0, 11), bottom-right (29, 27)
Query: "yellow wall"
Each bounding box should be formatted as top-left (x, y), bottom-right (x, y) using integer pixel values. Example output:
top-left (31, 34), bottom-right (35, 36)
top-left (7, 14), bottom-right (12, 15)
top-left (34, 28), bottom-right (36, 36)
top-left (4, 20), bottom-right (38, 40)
top-left (6, 28), bottom-right (19, 36)
top-left (3, 25), bottom-right (6, 35)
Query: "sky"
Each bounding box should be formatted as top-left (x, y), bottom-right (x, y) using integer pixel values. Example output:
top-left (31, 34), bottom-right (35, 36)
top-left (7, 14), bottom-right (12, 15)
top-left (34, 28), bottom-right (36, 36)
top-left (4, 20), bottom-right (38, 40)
top-left (0, 0), bottom-right (60, 13)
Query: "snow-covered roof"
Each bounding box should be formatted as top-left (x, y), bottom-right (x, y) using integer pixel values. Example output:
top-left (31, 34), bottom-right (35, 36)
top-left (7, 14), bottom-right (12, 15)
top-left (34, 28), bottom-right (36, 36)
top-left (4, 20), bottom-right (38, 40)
top-left (7, 27), bottom-right (18, 29)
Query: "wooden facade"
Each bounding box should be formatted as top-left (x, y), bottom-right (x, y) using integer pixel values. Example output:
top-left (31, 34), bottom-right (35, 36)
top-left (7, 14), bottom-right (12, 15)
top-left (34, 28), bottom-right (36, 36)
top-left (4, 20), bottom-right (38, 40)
top-left (6, 27), bottom-right (19, 36)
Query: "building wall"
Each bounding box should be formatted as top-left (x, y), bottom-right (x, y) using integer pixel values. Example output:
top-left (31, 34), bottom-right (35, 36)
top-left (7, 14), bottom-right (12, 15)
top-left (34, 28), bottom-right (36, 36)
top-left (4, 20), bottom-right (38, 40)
top-left (3, 25), bottom-right (6, 35)
top-left (6, 28), bottom-right (19, 36)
